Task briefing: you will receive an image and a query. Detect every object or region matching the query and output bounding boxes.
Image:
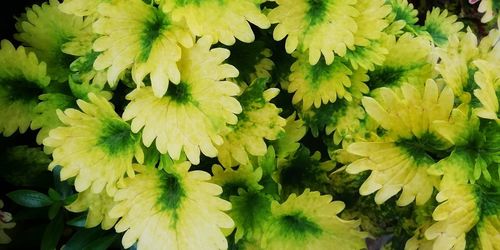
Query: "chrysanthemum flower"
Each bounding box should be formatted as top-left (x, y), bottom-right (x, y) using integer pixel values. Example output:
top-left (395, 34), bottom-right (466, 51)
top-left (14, 0), bottom-right (90, 82)
top-left (274, 147), bottom-right (335, 197)
top-left (346, 80), bottom-right (454, 206)
top-left (478, 0), bottom-right (500, 23)
top-left (288, 53), bottom-right (359, 109)
top-left (216, 79), bottom-right (286, 167)
top-left (109, 163), bottom-right (234, 250)
top-left (268, 0), bottom-right (358, 65)
top-left (210, 164), bottom-right (263, 200)
top-left (473, 60), bottom-right (499, 121)
top-left (261, 189), bottom-right (367, 250)
top-left (43, 93), bottom-right (143, 195)
top-left (271, 113), bottom-right (307, 159)
top-left (367, 33), bottom-right (434, 91)
top-left (92, 0), bottom-right (193, 96)
top-left (123, 37), bottom-right (241, 165)
top-left (157, 0), bottom-right (269, 46)
top-left (0, 40), bottom-right (50, 137)
top-left (58, 0), bottom-right (107, 17)
top-left (420, 8), bottom-right (463, 47)
top-left (66, 189), bottom-right (118, 230)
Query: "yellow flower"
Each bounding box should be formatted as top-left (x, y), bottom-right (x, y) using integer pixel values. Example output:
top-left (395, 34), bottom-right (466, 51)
top-left (420, 8), bottom-right (464, 47)
top-left (0, 40), bottom-right (50, 137)
top-left (261, 189), bottom-right (367, 250)
top-left (14, 0), bottom-right (90, 82)
top-left (123, 37), bottom-right (241, 165)
top-left (93, 0), bottom-right (193, 95)
top-left (157, 0), bottom-right (269, 45)
top-left (288, 53), bottom-right (357, 109)
top-left (268, 0), bottom-right (358, 65)
top-left (216, 79), bottom-right (286, 167)
top-left (109, 163), bottom-right (234, 250)
top-left (66, 189), bottom-right (118, 230)
top-left (346, 80), bottom-right (453, 206)
top-left (43, 93), bottom-right (143, 195)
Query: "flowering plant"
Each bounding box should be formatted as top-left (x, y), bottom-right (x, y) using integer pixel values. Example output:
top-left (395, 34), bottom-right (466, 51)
top-left (0, 0), bottom-right (499, 249)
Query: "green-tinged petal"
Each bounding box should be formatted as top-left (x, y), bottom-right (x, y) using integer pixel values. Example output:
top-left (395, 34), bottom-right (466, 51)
top-left (217, 78), bottom-right (286, 167)
top-left (210, 164), bottom-right (263, 200)
top-left (473, 60), bottom-right (499, 121)
top-left (43, 93), bottom-right (142, 195)
top-left (385, 0), bottom-right (418, 34)
top-left (367, 33), bottom-right (434, 92)
top-left (158, 0), bottom-right (269, 45)
top-left (15, 0), bottom-right (90, 82)
top-left (0, 40), bottom-right (50, 137)
top-left (478, 0), bottom-right (500, 23)
top-left (110, 163), bottom-right (234, 250)
top-left (123, 37), bottom-right (241, 165)
top-left (261, 189), bottom-right (367, 250)
top-left (31, 93), bottom-right (75, 145)
top-left (93, 0), bottom-right (193, 92)
top-left (274, 147), bottom-right (334, 198)
top-left (268, 0), bottom-right (358, 65)
top-left (420, 8), bottom-right (463, 47)
top-left (66, 189), bottom-right (118, 230)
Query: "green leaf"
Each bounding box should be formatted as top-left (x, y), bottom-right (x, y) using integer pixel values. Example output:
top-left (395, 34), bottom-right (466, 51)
top-left (7, 190), bottom-right (53, 207)
top-left (83, 234), bottom-right (118, 250)
top-left (41, 211), bottom-right (64, 250)
top-left (48, 202), bottom-right (62, 220)
top-left (52, 165), bottom-right (74, 199)
top-left (67, 214), bottom-right (87, 227)
top-left (64, 228), bottom-right (104, 250)
top-left (48, 188), bottom-right (61, 201)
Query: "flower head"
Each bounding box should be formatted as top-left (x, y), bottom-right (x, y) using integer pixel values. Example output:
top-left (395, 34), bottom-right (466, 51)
top-left (157, 0), bottom-right (270, 45)
top-left (346, 80), bottom-right (454, 206)
top-left (93, 0), bottom-right (193, 95)
top-left (123, 37), bottom-right (241, 165)
top-left (0, 40), bottom-right (50, 137)
top-left (110, 163), bottom-right (234, 249)
top-left (268, 0), bottom-right (358, 65)
top-left (44, 93), bottom-right (143, 195)
top-left (420, 8), bottom-right (463, 47)
top-left (15, 0), bottom-right (90, 82)
top-left (261, 189), bottom-right (367, 250)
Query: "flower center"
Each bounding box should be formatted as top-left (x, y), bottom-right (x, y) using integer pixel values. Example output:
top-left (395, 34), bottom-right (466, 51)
top-left (0, 78), bottom-right (43, 102)
top-left (165, 82), bottom-right (192, 104)
top-left (157, 171), bottom-right (186, 225)
top-left (277, 212), bottom-right (323, 237)
top-left (97, 119), bottom-right (137, 155)
top-left (306, 0), bottom-right (329, 26)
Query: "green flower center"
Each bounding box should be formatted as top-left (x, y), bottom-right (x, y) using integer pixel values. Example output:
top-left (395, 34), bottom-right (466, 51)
top-left (279, 148), bottom-right (325, 196)
top-left (424, 22), bottom-right (448, 46)
top-left (139, 9), bottom-right (170, 62)
top-left (0, 78), bottom-right (43, 102)
top-left (276, 212), bottom-right (322, 238)
top-left (306, 0), bottom-right (329, 26)
top-left (165, 82), bottom-right (192, 104)
top-left (157, 171), bottom-right (185, 225)
top-left (396, 133), bottom-right (448, 164)
top-left (306, 57), bottom-right (339, 85)
top-left (97, 119), bottom-right (137, 155)
top-left (367, 66), bottom-right (407, 89)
